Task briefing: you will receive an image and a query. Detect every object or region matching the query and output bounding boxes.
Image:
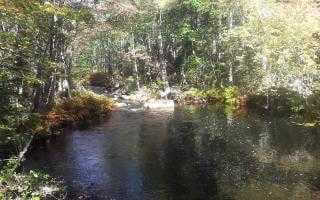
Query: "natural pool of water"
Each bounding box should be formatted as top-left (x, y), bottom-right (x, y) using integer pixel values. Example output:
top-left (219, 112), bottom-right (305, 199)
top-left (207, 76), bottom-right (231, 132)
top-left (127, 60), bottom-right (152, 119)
top-left (24, 105), bottom-right (320, 199)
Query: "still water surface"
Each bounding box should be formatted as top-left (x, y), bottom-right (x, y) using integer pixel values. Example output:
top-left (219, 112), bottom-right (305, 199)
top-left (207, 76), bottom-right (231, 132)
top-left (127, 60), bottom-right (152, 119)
top-left (25, 105), bottom-right (320, 199)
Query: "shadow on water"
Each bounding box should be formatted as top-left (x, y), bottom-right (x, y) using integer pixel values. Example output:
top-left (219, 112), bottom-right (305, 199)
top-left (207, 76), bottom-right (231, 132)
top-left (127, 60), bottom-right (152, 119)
top-left (24, 105), bottom-right (320, 200)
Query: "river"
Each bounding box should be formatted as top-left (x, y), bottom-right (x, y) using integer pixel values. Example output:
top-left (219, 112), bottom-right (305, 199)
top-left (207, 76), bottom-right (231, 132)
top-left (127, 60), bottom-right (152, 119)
top-left (24, 105), bottom-right (320, 200)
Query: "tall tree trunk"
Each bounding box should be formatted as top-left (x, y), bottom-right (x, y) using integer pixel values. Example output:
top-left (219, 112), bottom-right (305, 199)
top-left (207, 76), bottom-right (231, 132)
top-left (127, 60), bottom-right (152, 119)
top-left (181, 51), bottom-right (187, 85)
top-left (33, 65), bottom-right (43, 112)
top-left (158, 8), bottom-right (169, 89)
top-left (46, 1), bottom-right (58, 106)
top-left (65, 48), bottom-right (73, 98)
top-left (262, 55), bottom-right (270, 109)
top-left (134, 58), bottom-right (140, 89)
top-left (46, 76), bottom-right (56, 107)
top-left (131, 32), bottom-right (140, 89)
top-left (228, 10), bottom-right (234, 85)
top-left (229, 64), bottom-right (234, 85)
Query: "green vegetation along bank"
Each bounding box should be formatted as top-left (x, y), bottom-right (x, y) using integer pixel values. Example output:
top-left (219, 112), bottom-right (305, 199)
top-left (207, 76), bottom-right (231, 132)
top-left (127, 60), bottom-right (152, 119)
top-left (0, 91), bottom-right (113, 199)
top-left (2, 0), bottom-right (320, 198)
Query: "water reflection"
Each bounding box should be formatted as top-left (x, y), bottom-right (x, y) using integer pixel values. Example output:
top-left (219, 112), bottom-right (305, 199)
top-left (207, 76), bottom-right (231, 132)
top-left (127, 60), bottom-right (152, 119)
top-left (24, 105), bottom-right (320, 199)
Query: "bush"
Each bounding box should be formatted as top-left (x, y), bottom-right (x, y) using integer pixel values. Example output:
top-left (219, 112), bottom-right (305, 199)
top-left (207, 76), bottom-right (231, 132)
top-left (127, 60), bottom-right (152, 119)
top-left (182, 87), bottom-right (240, 105)
top-left (0, 159), bottom-right (64, 199)
top-left (247, 87), bottom-right (305, 113)
top-left (305, 91), bottom-right (320, 121)
top-left (124, 76), bottom-right (139, 94)
top-left (47, 91), bottom-right (113, 128)
top-left (87, 72), bottom-right (112, 88)
top-left (183, 88), bottom-right (206, 104)
top-left (204, 88), bottom-right (224, 104)
top-left (223, 86), bottom-right (239, 105)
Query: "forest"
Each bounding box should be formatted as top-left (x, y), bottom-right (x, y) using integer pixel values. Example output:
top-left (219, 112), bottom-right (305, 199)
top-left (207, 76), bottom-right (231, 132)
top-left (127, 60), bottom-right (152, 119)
top-left (1, 0), bottom-right (320, 199)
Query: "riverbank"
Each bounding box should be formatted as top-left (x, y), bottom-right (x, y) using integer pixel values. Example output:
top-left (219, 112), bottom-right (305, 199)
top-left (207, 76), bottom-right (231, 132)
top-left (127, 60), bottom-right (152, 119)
top-left (90, 83), bottom-right (320, 124)
top-left (0, 91), bottom-right (114, 199)
top-left (174, 86), bottom-right (320, 124)
top-left (2, 85), bottom-right (320, 199)
top-left (23, 99), bottom-right (320, 200)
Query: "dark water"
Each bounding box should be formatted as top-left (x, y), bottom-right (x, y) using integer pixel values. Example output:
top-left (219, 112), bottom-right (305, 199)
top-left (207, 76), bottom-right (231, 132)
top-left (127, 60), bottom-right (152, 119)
top-left (25, 105), bottom-right (320, 200)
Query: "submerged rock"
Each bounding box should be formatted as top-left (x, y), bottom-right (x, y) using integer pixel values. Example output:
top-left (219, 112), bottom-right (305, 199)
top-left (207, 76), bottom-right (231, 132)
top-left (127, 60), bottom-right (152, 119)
top-left (114, 102), bottom-right (128, 107)
top-left (143, 99), bottom-right (175, 110)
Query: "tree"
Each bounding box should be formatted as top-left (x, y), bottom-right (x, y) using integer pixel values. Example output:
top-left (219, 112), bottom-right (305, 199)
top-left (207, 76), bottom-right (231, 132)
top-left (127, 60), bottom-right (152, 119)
top-left (0, 0), bottom-right (93, 135)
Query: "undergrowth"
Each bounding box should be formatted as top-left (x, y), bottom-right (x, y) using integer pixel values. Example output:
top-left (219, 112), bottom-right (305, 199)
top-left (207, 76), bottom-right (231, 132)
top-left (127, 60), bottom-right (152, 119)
top-left (183, 86), bottom-right (240, 106)
top-left (87, 72), bottom-right (112, 88)
top-left (47, 91), bottom-right (113, 129)
top-left (0, 91), bottom-right (113, 199)
top-left (0, 159), bottom-right (65, 200)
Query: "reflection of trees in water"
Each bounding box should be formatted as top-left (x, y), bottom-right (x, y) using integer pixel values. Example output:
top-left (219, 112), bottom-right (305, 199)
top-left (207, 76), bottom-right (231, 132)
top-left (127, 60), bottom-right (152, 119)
top-left (251, 117), bottom-right (320, 174)
top-left (166, 106), bottom-right (320, 199)
top-left (25, 106), bottom-right (320, 199)
top-left (137, 111), bottom-right (171, 199)
top-left (164, 118), bottom-right (219, 200)
top-left (253, 121), bottom-right (277, 163)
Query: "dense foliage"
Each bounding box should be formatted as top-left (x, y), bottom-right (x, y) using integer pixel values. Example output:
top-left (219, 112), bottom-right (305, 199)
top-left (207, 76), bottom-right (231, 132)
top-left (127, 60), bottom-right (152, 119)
top-left (0, 0), bottom-right (93, 147)
top-left (0, 159), bottom-right (64, 199)
top-left (1, 0), bottom-right (320, 198)
top-left (0, 0), bottom-right (109, 198)
top-left (73, 0), bottom-right (320, 114)
top-left (75, 0), bottom-right (319, 90)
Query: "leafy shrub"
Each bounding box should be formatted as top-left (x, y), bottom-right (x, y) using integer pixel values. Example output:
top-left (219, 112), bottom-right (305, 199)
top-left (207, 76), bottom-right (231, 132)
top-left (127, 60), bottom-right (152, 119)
top-left (223, 86), bottom-right (239, 105)
top-left (87, 72), bottom-right (112, 88)
top-left (305, 91), bottom-right (320, 121)
top-left (147, 80), bottom-right (171, 99)
top-left (182, 87), bottom-right (240, 105)
top-left (17, 113), bottom-right (49, 135)
top-left (183, 87), bottom-right (206, 104)
top-left (204, 88), bottom-right (224, 104)
top-left (0, 159), bottom-right (64, 199)
top-left (247, 87), bottom-right (305, 113)
top-left (47, 91), bottom-right (113, 128)
top-left (124, 76), bottom-right (139, 94)
top-left (269, 87), bottom-right (304, 113)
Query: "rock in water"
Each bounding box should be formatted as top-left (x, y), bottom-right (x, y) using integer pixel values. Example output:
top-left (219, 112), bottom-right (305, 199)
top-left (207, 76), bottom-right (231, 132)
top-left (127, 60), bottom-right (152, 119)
top-left (143, 99), bottom-right (175, 110)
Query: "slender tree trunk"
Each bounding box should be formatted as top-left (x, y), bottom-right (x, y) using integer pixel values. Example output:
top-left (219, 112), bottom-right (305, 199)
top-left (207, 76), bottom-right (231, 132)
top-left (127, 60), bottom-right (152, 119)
top-left (228, 10), bottom-right (234, 85)
top-left (60, 47), bottom-right (72, 98)
top-left (46, 74), bottom-right (56, 106)
top-left (1, 21), bottom-right (5, 32)
top-left (131, 32), bottom-right (140, 89)
top-left (262, 55), bottom-right (270, 109)
top-left (147, 34), bottom-right (151, 53)
top-left (33, 65), bottom-right (43, 112)
top-left (134, 58), bottom-right (140, 89)
top-left (46, 1), bottom-right (58, 106)
top-left (181, 51), bottom-right (187, 85)
top-left (158, 8), bottom-right (169, 89)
